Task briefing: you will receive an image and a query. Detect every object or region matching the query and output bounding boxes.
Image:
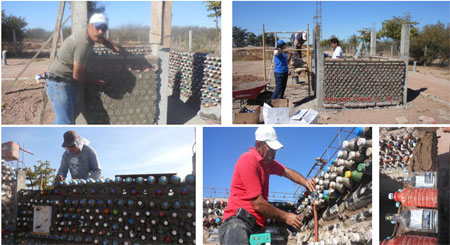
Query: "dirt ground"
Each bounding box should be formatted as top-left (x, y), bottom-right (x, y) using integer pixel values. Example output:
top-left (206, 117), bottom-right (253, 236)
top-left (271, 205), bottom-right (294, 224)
top-left (233, 60), bottom-right (450, 124)
top-left (1, 58), bottom-right (211, 125)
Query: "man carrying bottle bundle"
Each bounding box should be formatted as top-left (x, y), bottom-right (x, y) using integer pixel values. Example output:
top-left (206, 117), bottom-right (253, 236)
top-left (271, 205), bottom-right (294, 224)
top-left (219, 126), bottom-right (316, 244)
top-left (55, 130), bottom-right (102, 182)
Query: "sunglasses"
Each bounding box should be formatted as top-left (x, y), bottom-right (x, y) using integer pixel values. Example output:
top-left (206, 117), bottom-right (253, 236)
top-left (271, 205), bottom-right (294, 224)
top-left (94, 23), bottom-right (108, 32)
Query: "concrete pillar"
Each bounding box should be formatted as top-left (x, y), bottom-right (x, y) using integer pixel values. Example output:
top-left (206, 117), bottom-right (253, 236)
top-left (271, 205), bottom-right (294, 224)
top-left (157, 51), bottom-right (169, 124)
top-left (71, 1), bottom-right (88, 33)
top-left (150, 1), bottom-right (172, 55)
top-left (370, 30), bottom-right (376, 56)
top-left (400, 23), bottom-right (410, 105)
top-left (390, 45), bottom-right (393, 57)
top-left (314, 24), bottom-right (324, 108)
top-left (316, 45), bottom-right (324, 108)
top-left (189, 30), bottom-right (192, 51)
top-left (2, 51), bottom-right (7, 65)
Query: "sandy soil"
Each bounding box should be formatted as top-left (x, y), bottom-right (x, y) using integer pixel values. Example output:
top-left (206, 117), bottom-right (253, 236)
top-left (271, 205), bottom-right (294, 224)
top-left (233, 60), bottom-right (450, 124)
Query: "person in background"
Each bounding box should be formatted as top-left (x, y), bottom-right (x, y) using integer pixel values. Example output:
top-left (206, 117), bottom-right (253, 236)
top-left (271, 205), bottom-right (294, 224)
top-left (271, 40), bottom-right (292, 99)
top-left (330, 37), bottom-right (343, 59)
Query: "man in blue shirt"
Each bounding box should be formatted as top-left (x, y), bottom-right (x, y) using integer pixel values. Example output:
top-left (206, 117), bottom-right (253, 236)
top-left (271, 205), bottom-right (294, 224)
top-left (272, 40), bottom-right (292, 99)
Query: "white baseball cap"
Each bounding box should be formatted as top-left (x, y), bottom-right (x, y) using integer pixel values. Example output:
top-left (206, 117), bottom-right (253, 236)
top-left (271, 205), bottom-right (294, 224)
top-left (255, 126), bottom-right (283, 150)
top-left (89, 13), bottom-right (108, 25)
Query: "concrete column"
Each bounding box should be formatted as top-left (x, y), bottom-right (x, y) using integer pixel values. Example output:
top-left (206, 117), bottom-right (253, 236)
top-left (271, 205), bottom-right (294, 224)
top-left (157, 51), bottom-right (169, 124)
top-left (162, 1), bottom-right (172, 49)
top-left (150, 2), bottom-right (172, 54)
top-left (2, 51), bottom-right (7, 65)
top-left (400, 23), bottom-right (410, 105)
top-left (189, 30), bottom-right (192, 51)
top-left (71, 1), bottom-right (88, 33)
top-left (370, 30), bottom-right (376, 56)
top-left (316, 45), bottom-right (324, 108)
top-left (314, 24), bottom-right (324, 108)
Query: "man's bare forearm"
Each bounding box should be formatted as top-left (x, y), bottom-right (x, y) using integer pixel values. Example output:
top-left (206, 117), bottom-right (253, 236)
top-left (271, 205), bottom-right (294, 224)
top-left (251, 195), bottom-right (287, 221)
top-left (284, 168), bottom-right (307, 186)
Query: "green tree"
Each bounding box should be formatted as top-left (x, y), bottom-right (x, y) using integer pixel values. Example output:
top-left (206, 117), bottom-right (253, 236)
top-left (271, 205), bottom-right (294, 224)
top-left (247, 32), bottom-right (259, 46)
top-left (1, 10), bottom-right (28, 43)
top-left (410, 22), bottom-right (450, 66)
top-left (357, 28), bottom-right (372, 43)
top-left (24, 28), bottom-right (52, 40)
top-left (233, 26), bottom-right (247, 47)
top-left (320, 35), bottom-right (338, 46)
top-left (25, 160), bottom-right (56, 190)
top-left (347, 34), bottom-right (359, 46)
top-left (378, 15), bottom-right (419, 41)
top-left (204, 1), bottom-right (221, 41)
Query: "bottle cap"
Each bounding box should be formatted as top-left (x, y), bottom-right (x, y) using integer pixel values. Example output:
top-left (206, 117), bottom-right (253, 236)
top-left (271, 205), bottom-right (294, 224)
top-left (345, 171), bottom-right (352, 178)
top-left (395, 202), bottom-right (400, 208)
top-left (388, 193), bottom-right (394, 200)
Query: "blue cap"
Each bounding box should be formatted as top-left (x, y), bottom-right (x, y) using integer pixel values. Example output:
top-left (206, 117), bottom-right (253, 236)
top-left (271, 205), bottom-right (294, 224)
top-left (395, 202), bottom-right (400, 208)
top-left (277, 40), bottom-right (286, 47)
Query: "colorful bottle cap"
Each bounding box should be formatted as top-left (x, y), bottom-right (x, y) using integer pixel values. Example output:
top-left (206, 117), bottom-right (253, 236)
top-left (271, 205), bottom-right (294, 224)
top-left (388, 193), bottom-right (394, 200)
top-left (345, 171), bottom-right (352, 178)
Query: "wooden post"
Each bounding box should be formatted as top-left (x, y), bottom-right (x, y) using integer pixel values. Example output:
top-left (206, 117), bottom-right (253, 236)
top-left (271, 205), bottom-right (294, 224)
top-left (49, 1), bottom-right (65, 65)
top-left (262, 24), bottom-right (266, 83)
top-left (12, 29), bottom-right (17, 57)
top-left (40, 1), bottom-right (66, 125)
top-left (306, 24), bottom-right (311, 97)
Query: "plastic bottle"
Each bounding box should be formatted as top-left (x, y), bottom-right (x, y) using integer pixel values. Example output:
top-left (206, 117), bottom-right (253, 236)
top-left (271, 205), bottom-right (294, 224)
top-left (388, 188), bottom-right (438, 208)
top-left (381, 235), bottom-right (438, 245)
top-left (398, 172), bottom-right (437, 188)
top-left (385, 209), bottom-right (438, 233)
top-left (345, 170), bottom-right (363, 182)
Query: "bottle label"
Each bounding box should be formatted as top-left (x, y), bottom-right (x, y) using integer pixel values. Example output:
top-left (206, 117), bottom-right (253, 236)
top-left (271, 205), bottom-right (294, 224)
top-left (414, 173), bottom-right (435, 188)
top-left (421, 209), bottom-right (438, 232)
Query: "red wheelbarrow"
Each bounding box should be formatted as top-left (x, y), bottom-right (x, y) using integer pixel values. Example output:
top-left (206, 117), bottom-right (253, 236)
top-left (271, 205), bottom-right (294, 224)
top-left (233, 81), bottom-right (268, 100)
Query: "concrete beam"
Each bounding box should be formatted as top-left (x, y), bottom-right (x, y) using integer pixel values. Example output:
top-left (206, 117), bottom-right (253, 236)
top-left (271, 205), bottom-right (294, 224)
top-left (400, 23), bottom-right (410, 105)
top-left (71, 2), bottom-right (88, 33)
top-left (370, 30), bottom-right (377, 56)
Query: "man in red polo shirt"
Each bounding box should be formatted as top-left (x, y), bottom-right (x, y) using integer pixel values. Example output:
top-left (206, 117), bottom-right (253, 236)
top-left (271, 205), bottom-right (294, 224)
top-left (219, 126), bottom-right (315, 244)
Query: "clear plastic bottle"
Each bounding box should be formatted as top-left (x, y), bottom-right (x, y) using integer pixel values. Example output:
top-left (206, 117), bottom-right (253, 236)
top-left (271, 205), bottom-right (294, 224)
top-left (385, 209), bottom-right (438, 233)
top-left (398, 172), bottom-right (437, 188)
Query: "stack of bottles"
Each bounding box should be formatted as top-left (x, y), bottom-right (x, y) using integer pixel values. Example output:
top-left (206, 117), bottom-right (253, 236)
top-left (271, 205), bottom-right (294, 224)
top-left (93, 45), bottom-right (152, 56)
top-left (382, 171), bottom-right (438, 244)
top-left (11, 174), bottom-right (196, 245)
top-left (2, 164), bottom-right (19, 244)
top-left (380, 130), bottom-right (416, 171)
top-left (202, 198), bottom-right (227, 229)
top-left (169, 51), bottom-right (221, 108)
top-left (297, 127), bottom-right (373, 244)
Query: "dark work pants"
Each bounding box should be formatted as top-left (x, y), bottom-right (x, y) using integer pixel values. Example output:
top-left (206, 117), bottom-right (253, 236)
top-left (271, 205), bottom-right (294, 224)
top-left (271, 72), bottom-right (288, 99)
top-left (219, 217), bottom-right (262, 245)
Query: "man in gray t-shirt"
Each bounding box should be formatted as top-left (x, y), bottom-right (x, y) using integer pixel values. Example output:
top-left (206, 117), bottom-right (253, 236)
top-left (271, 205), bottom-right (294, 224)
top-left (56, 130), bottom-right (102, 181)
top-left (46, 13), bottom-right (129, 124)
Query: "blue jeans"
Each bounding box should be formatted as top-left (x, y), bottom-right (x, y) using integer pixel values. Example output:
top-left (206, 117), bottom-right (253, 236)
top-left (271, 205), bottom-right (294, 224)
top-left (272, 72), bottom-right (288, 99)
top-left (219, 217), bottom-right (263, 245)
top-left (46, 78), bottom-right (76, 124)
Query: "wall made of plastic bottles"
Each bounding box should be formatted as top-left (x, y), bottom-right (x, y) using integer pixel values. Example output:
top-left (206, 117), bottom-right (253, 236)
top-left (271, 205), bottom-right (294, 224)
top-left (169, 51), bottom-right (221, 108)
top-left (297, 127), bottom-right (373, 245)
top-left (6, 174), bottom-right (196, 245)
top-left (2, 164), bottom-right (20, 242)
top-left (84, 51), bottom-right (160, 124)
top-left (380, 127), bottom-right (440, 244)
top-left (323, 59), bottom-right (406, 109)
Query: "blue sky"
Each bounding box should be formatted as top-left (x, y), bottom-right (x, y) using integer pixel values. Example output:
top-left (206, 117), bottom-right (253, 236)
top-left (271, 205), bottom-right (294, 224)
top-left (233, 1), bottom-right (450, 41)
top-left (203, 127), bottom-right (357, 202)
top-left (2, 1), bottom-right (219, 31)
top-left (2, 127), bottom-right (195, 180)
